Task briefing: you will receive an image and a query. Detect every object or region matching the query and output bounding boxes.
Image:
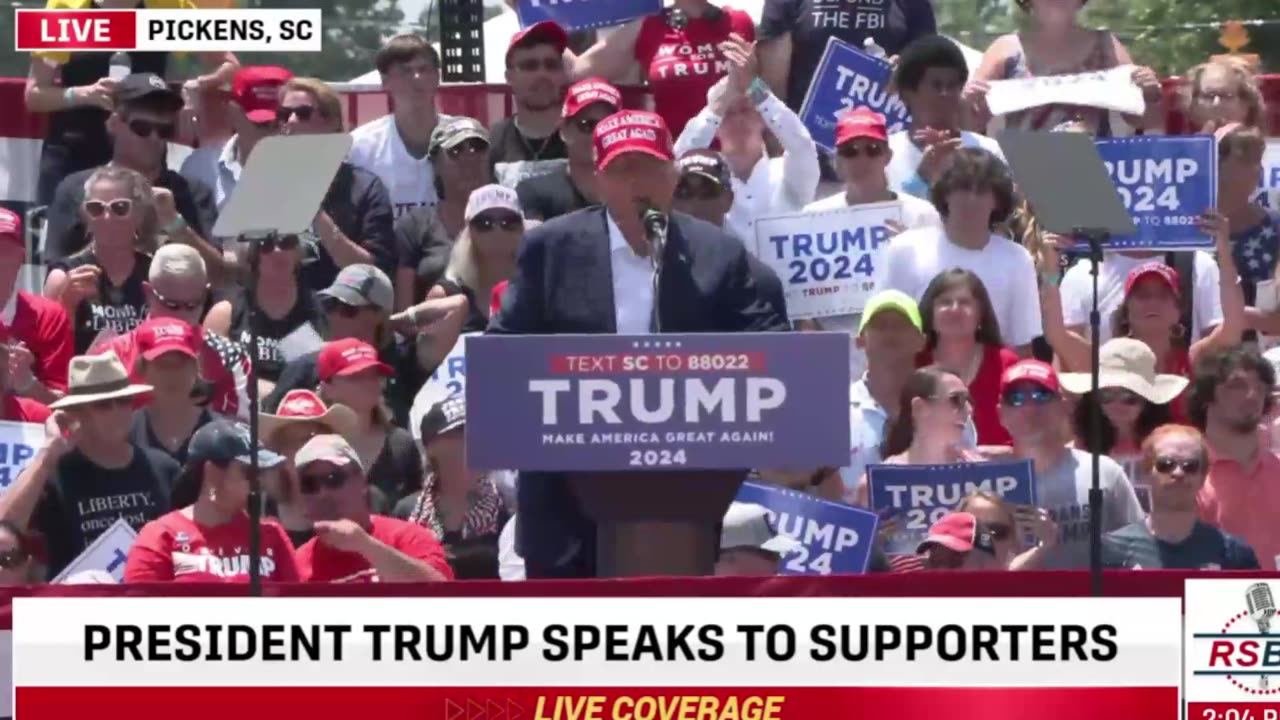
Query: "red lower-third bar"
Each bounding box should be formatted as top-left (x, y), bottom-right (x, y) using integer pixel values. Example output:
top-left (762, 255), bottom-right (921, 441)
top-left (18, 686), bottom-right (1177, 720)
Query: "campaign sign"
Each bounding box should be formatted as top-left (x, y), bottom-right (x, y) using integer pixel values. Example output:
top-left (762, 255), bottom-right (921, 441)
top-left (866, 460), bottom-right (1036, 556)
top-left (798, 37), bottom-right (912, 153)
top-left (0, 421), bottom-right (45, 493)
top-left (51, 518), bottom-right (137, 583)
top-left (516, 0), bottom-right (661, 31)
top-left (409, 332), bottom-right (473, 441)
top-left (466, 333), bottom-right (851, 471)
top-left (754, 202), bottom-right (901, 319)
top-left (1095, 135), bottom-right (1217, 250)
top-left (1254, 138), bottom-right (1280, 210)
top-left (736, 481), bottom-right (878, 575)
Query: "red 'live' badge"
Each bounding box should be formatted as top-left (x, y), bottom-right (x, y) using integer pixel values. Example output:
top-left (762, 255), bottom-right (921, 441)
top-left (14, 10), bottom-right (137, 51)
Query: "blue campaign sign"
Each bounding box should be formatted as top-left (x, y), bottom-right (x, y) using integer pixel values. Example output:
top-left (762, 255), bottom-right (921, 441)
top-left (866, 460), bottom-right (1036, 556)
top-left (516, 0), bottom-right (661, 32)
top-left (798, 37), bottom-right (912, 154)
top-left (736, 481), bottom-right (879, 575)
top-left (465, 333), bottom-right (851, 472)
top-left (1095, 135), bottom-right (1218, 250)
top-left (1255, 139), bottom-right (1280, 210)
top-left (0, 420), bottom-right (45, 493)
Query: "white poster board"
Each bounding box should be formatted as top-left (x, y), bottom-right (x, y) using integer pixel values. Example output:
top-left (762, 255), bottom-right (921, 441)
top-left (0, 420), bottom-right (45, 495)
top-left (985, 65), bottom-right (1144, 117)
top-left (753, 202), bottom-right (902, 320)
top-left (51, 517), bottom-right (138, 584)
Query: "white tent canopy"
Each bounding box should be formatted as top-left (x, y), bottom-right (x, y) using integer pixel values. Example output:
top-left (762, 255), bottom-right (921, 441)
top-left (338, 4), bottom-right (983, 87)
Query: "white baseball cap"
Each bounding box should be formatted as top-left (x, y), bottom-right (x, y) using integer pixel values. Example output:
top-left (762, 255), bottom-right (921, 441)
top-left (719, 502), bottom-right (801, 555)
top-left (464, 184), bottom-right (522, 222)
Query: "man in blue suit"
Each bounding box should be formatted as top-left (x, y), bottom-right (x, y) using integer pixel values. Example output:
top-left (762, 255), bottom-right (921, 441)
top-left (488, 109), bottom-right (790, 578)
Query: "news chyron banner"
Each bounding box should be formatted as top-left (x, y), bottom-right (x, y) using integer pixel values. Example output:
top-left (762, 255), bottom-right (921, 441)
top-left (15, 8), bottom-right (321, 52)
top-left (1186, 579), bottom-right (1280, 719)
top-left (14, 597), bottom-right (1182, 719)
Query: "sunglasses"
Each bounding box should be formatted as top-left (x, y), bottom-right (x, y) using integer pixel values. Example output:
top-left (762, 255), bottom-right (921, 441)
top-left (299, 468), bottom-right (351, 495)
top-left (514, 57), bottom-right (562, 73)
top-left (837, 143), bottom-right (886, 159)
top-left (1099, 388), bottom-right (1142, 405)
top-left (83, 199), bottom-right (133, 218)
top-left (469, 213), bottom-right (523, 233)
top-left (260, 235), bottom-right (300, 253)
top-left (446, 139), bottom-right (488, 159)
top-left (276, 105), bottom-right (317, 123)
top-left (322, 297), bottom-right (363, 318)
top-left (1002, 388), bottom-right (1057, 407)
top-left (675, 181), bottom-right (724, 201)
top-left (932, 391), bottom-right (972, 411)
top-left (150, 285), bottom-right (204, 312)
top-left (127, 118), bottom-right (176, 140)
top-left (0, 548), bottom-right (27, 570)
top-left (1153, 456), bottom-right (1203, 475)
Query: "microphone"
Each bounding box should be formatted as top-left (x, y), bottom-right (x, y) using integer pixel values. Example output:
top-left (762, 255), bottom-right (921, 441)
top-left (1246, 583), bottom-right (1275, 689)
top-left (640, 202), bottom-right (668, 269)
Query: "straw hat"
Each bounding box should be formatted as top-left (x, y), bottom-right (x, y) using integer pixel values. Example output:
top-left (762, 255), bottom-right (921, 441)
top-left (1059, 338), bottom-right (1189, 405)
top-left (48, 354), bottom-right (153, 410)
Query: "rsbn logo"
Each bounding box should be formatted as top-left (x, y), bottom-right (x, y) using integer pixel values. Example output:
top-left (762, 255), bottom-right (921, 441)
top-left (1192, 582), bottom-right (1280, 700)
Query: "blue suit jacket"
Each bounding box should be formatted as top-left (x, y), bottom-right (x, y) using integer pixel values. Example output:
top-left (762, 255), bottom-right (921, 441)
top-left (488, 206), bottom-right (789, 578)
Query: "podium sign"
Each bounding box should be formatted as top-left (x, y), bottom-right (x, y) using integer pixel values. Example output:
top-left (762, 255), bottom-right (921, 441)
top-left (466, 333), bottom-right (851, 471)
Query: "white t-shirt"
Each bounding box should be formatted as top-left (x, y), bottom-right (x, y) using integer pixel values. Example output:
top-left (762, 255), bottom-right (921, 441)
top-left (801, 192), bottom-right (942, 378)
top-left (1058, 251), bottom-right (1223, 343)
top-left (886, 130), bottom-right (1006, 200)
top-left (878, 225), bottom-right (1043, 347)
top-left (349, 113), bottom-right (459, 219)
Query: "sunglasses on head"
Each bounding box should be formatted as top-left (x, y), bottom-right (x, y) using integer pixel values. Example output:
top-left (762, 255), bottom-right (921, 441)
top-left (299, 467), bottom-right (351, 495)
top-left (446, 138), bottom-right (488, 159)
top-left (260, 235), bottom-right (301, 253)
top-left (1002, 387), bottom-right (1057, 407)
top-left (322, 297), bottom-right (363, 318)
top-left (150, 285), bottom-right (204, 312)
top-left (127, 118), bottom-right (176, 140)
top-left (514, 57), bottom-right (562, 73)
top-left (675, 180), bottom-right (724, 201)
top-left (1153, 456), bottom-right (1203, 475)
top-left (276, 105), bottom-right (317, 123)
top-left (0, 548), bottom-right (27, 570)
top-left (837, 143), bottom-right (886, 159)
top-left (1099, 388), bottom-right (1142, 405)
top-left (469, 213), bottom-right (523, 233)
top-left (83, 199), bottom-right (133, 219)
top-left (932, 391), bottom-right (972, 411)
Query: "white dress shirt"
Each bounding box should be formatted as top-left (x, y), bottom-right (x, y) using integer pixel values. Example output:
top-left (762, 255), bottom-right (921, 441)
top-left (674, 92), bottom-right (820, 248)
top-left (607, 212), bottom-right (656, 334)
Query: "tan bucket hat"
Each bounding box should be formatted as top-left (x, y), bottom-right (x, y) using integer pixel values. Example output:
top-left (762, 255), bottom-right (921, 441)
top-left (48, 354), bottom-right (153, 410)
top-left (1059, 338), bottom-right (1189, 405)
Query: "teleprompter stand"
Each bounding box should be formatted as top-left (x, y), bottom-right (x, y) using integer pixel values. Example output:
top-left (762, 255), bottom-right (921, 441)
top-left (211, 134), bottom-right (352, 596)
top-left (997, 130), bottom-right (1137, 597)
top-left (568, 470), bottom-right (746, 577)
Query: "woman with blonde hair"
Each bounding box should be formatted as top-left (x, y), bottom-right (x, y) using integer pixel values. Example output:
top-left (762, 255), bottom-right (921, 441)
top-left (45, 165), bottom-right (156, 353)
top-left (443, 184), bottom-right (525, 321)
top-left (1183, 57), bottom-right (1268, 134)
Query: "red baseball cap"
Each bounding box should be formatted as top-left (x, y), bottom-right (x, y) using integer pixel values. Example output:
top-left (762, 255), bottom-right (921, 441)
top-left (0, 208), bottom-right (22, 250)
top-left (593, 110), bottom-right (674, 171)
top-left (835, 107), bottom-right (888, 146)
top-left (916, 512), bottom-right (997, 555)
top-left (317, 338), bottom-right (393, 382)
top-left (999, 359), bottom-right (1060, 396)
top-left (1125, 262), bottom-right (1180, 298)
top-left (563, 78), bottom-right (622, 119)
top-left (135, 317), bottom-right (203, 361)
top-left (232, 65), bottom-right (293, 124)
top-left (506, 20), bottom-right (569, 66)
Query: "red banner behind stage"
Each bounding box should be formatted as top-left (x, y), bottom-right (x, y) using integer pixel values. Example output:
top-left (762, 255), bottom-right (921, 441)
top-left (16, 687), bottom-right (1178, 720)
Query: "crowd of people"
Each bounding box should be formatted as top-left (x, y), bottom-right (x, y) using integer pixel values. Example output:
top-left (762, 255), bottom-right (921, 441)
top-left (0, 0), bottom-right (1274, 584)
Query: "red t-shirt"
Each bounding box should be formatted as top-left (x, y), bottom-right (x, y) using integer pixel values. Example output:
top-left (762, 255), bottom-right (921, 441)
top-left (1, 394), bottom-right (50, 424)
top-left (10, 290), bottom-right (73, 393)
top-left (918, 344), bottom-right (1018, 446)
top-left (296, 515), bottom-right (454, 583)
top-left (92, 325), bottom-right (249, 418)
top-left (124, 510), bottom-right (300, 583)
top-left (634, 8), bottom-right (755, 138)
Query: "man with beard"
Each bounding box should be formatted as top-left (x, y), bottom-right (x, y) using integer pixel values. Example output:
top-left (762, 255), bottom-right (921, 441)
top-left (488, 22), bottom-right (570, 189)
top-left (1191, 347), bottom-right (1280, 570)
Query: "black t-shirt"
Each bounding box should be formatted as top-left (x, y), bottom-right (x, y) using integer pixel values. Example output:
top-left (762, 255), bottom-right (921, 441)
top-left (53, 249), bottom-right (151, 354)
top-left (128, 408), bottom-right (215, 466)
top-left (759, 0), bottom-right (937, 113)
top-left (45, 167), bottom-right (217, 265)
top-left (366, 426), bottom-right (424, 503)
top-left (263, 338), bottom-right (425, 430)
top-left (1102, 521), bottom-right (1261, 570)
top-left (488, 117), bottom-right (569, 190)
top-left (219, 284), bottom-right (326, 382)
top-left (298, 163), bottom-right (397, 294)
top-left (394, 205), bottom-right (454, 302)
top-left (515, 169), bottom-right (592, 222)
top-left (34, 444), bottom-right (180, 577)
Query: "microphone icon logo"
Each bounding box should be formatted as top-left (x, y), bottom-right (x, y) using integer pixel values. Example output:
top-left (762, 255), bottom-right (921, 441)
top-left (1246, 583), bottom-right (1276, 690)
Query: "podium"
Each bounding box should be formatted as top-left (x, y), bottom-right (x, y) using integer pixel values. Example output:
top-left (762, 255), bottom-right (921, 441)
top-left (466, 332), bottom-right (851, 577)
